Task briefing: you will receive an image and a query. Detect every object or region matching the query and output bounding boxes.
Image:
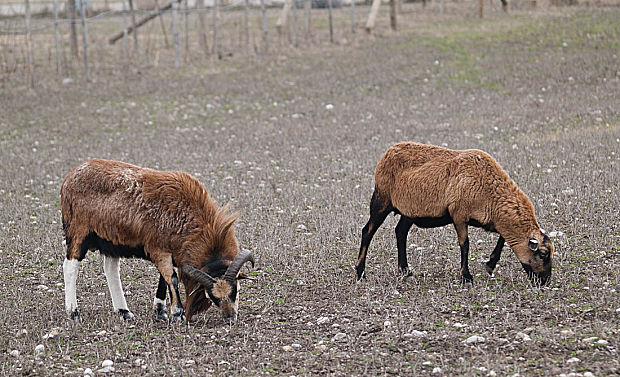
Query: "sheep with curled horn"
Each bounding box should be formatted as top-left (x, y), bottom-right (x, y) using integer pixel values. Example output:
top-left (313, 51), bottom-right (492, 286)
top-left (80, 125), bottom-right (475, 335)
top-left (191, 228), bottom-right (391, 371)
top-left (61, 159), bottom-right (255, 324)
top-left (355, 142), bottom-right (554, 286)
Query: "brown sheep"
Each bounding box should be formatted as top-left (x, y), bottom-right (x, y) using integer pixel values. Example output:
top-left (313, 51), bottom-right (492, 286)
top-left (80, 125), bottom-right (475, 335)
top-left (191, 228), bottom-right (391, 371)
top-left (61, 159), bottom-right (254, 324)
top-left (355, 142), bottom-right (554, 286)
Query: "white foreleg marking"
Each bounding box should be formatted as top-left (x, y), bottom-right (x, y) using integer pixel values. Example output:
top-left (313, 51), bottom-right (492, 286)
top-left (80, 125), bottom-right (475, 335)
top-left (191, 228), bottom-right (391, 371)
top-left (103, 256), bottom-right (129, 312)
top-left (63, 258), bottom-right (80, 314)
top-left (153, 297), bottom-right (166, 309)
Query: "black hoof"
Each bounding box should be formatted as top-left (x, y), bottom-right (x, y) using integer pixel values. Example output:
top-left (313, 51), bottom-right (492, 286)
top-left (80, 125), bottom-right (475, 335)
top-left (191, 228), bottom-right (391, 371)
top-left (171, 313), bottom-right (186, 323)
top-left (461, 275), bottom-right (474, 288)
top-left (171, 307), bottom-right (186, 323)
top-left (155, 303), bottom-right (168, 320)
top-left (156, 309), bottom-right (169, 321)
top-left (69, 309), bottom-right (81, 324)
top-left (355, 266), bottom-right (365, 281)
top-left (118, 309), bottom-right (135, 320)
top-left (400, 266), bottom-right (412, 276)
top-left (485, 262), bottom-right (495, 276)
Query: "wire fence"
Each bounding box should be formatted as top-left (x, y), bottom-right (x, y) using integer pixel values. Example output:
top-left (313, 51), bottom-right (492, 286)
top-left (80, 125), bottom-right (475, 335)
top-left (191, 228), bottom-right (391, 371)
top-left (0, 0), bottom-right (546, 86)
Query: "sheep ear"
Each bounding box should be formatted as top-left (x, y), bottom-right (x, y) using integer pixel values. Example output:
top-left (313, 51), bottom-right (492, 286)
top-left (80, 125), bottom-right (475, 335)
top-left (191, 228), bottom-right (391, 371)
top-left (182, 264), bottom-right (216, 288)
top-left (528, 239), bottom-right (539, 251)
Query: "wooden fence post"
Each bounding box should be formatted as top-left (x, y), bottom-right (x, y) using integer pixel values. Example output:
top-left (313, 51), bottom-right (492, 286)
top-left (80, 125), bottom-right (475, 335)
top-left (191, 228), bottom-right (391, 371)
top-left (24, 0), bottom-right (35, 88)
top-left (389, 0), bottom-right (396, 30)
top-left (292, 0), bottom-right (299, 47)
top-left (197, 0), bottom-right (208, 56)
top-left (304, 0), bottom-right (311, 40)
top-left (350, 0), bottom-right (355, 33)
top-left (68, 0), bottom-right (78, 58)
top-left (172, 0), bottom-right (180, 66)
top-left (154, 0), bottom-right (170, 48)
top-left (128, 0), bottom-right (139, 57)
top-left (327, 0), bottom-right (334, 43)
top-left (260, 0), bottom-right (268, 51)
top-left (120, 0), bottom-right (130, 63)
top-left (244, 0), bottom-right (250, 50)
top-left (276, 0), bottom-right (292, 36)
top-left (52, 0), bottom-right (62, 75)
top-left (78, 0), bottom-right (90, 81)
top-left (214, 0), bottom-right (221, 59)
top-left (183, 0), bottom-right (188, 60)
top-left (366, 0), bottom-right (381, 34)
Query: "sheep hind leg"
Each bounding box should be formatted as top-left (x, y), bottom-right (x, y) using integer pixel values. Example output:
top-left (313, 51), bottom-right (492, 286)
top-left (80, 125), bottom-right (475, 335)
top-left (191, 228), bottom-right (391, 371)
top-left (153, 274), bottom-right (169, 320)
top-left (63, 227), bottom-right (88, 322)
top-left (395, 215), bottom-right (415, 277)
top-left (355, 190), bottom-right (393, 280)
top-left (63, 258), bottom-right (81, 321)
top-left (453, 222), bottom-right (474, 287)
top-left (103, 256), bottom-right (134, 320)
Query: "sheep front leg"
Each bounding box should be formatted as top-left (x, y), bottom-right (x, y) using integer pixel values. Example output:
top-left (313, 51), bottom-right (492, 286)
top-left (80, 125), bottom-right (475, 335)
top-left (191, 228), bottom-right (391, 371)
top-left (152, 254), bottom-right (185, 322)
top-left (103, 256), bottom-right (134, 320)
top-left (485, 236), bottom-right (505, 276)
top-left (63, 258), bottom-right (80, 321)
top-left (153, 274), bottom-right (169, 320)
top-left (395, 216), bottom-right (415, 276)
top-left (453, 222), bottom-right (473, 287)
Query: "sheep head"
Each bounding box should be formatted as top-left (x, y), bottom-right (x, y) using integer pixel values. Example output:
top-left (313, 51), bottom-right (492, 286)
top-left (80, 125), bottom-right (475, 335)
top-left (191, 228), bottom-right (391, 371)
top-left (182, 249), bottom-right (255, 324)
top-left (516, 233), bottom-right (554, 286)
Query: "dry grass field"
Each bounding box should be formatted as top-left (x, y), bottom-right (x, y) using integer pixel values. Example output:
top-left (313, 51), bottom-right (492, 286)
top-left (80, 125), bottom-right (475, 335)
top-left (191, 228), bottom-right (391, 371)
top-left (1, 3), bottom-right (619, 376)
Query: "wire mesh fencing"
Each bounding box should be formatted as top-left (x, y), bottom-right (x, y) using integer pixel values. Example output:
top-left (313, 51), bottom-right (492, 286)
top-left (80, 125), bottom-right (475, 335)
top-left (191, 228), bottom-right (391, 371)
top-left (0, 0), bottom-right (533, 86)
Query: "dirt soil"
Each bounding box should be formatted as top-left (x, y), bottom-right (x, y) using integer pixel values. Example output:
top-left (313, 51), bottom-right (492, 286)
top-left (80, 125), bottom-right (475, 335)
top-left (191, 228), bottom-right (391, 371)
top-left (0, 4), bottom-right (619, 376)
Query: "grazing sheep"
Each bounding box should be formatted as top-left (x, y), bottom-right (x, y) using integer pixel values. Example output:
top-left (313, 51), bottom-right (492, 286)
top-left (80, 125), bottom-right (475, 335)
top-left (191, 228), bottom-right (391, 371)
top-left (61, 159), bottom-right (254, 324)
top-left (355, 142), bottom-right (554, 285)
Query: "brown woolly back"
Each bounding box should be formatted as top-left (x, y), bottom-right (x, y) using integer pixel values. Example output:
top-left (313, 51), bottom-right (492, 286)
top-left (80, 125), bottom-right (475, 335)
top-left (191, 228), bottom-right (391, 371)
top-left (61, 159), bottom-right (243, 321)
top-left (375, 142), bottom-right (542, 246)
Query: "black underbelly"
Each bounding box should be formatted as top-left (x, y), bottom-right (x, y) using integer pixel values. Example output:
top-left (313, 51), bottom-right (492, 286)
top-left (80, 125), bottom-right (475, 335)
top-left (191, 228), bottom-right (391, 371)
top-left (403, 214), bottom-right (496, 232)
top-left (411, 214), bottom-right (454, 228)
top-left (80, 231), bottom-right (149, 260)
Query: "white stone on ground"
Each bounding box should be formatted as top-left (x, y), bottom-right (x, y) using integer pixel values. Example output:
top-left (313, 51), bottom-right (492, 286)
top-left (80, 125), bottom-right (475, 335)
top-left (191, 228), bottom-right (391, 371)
top-left (34, 344), bottom-right (45, 355)
top-left (101, 359), bottom-right (113, 367)
top-left (516, 332), bottom-right (532, 342)
top-left (404, 330), bottom-right (426, 338)
top-left (464, 335), bottom-right (485, 344)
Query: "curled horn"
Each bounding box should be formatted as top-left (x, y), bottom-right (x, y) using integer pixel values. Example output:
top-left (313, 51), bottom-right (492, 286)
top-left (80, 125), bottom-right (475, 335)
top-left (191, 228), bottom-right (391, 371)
top-left (223, 249), bottom-right (255, 282)
top-left (182, 264), bottom-right (216, 289)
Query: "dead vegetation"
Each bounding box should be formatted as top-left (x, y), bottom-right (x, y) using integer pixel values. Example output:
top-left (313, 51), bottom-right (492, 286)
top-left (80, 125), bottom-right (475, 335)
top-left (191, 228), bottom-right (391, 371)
top-left (0, 4), bottom-right (618, 376)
